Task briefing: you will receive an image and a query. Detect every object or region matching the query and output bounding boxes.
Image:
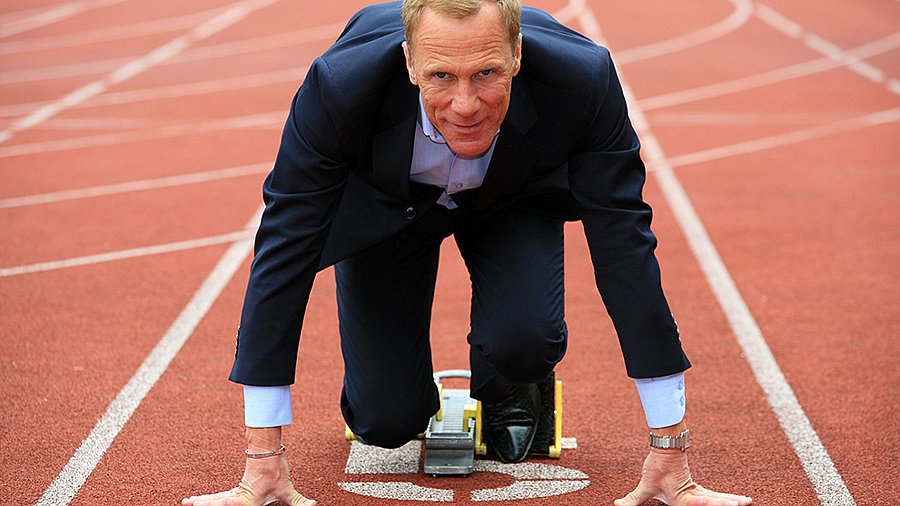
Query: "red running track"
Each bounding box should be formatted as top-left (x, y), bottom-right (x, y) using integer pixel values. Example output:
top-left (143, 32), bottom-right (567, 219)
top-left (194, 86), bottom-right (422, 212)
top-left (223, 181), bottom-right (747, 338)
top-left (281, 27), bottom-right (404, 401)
top-left (1, 0), bottom-right (897, 504)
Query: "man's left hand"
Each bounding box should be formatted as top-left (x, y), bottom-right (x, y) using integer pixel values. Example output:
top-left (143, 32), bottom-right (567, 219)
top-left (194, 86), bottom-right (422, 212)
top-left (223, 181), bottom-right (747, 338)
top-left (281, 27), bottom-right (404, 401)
top-left (614, 448), bottom-right (752, 506)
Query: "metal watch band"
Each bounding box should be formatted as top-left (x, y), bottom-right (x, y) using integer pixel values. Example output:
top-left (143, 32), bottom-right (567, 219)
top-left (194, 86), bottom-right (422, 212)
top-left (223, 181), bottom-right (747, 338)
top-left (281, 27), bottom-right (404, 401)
top-left (649, 429), bottom-right (691, 451)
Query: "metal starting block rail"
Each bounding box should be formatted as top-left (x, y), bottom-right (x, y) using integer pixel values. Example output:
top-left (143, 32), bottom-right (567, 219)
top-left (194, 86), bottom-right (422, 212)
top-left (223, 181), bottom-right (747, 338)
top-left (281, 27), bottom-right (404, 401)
top-left (424, 370), bottom-right (480, 475)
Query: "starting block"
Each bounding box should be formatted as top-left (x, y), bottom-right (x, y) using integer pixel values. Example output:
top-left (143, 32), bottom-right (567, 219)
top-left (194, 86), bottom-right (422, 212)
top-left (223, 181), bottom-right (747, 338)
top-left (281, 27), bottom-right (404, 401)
top-left (346, 369), bottom-right (563, 476)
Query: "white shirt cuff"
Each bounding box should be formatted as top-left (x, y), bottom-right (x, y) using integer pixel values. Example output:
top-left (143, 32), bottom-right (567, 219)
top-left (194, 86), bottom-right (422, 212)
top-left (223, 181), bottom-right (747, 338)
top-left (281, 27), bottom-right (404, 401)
top-left (243, 385), bottom-right (293, 428)
top-left (633, 372), bottom-right (686, 429)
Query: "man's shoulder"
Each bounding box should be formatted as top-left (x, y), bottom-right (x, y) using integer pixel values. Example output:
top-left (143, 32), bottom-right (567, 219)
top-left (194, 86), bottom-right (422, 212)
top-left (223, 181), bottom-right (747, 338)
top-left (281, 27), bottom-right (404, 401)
top-left (309, 2), bottom-right (405, 108)
top-left (522, 7), bottom-right (611, 102)
top-left (520, 6), bottom-right (611, 90)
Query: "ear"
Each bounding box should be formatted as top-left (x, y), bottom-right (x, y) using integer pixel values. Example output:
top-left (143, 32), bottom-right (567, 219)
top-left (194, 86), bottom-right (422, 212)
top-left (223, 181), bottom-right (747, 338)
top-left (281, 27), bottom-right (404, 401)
top-left (512, 33), bottom-right (523, 76)
top-left (402, 41), bottom-right (418, 85)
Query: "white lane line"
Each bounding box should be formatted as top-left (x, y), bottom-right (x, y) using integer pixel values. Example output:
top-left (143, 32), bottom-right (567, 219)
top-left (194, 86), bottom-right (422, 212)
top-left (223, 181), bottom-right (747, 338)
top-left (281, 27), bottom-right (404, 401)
top-left (648, 111), bottom-right (850, 126)
top-left (0, 0), bottom-right (128, 38)
top-left (0, 229), bottom-right (254, 278)
top-left (0, 21), bottom-right (343, 86)
top-left (755, 3), bottom-right (893, 88)
top-left (0, 0), bottom-right (279, 145)
top-left (613, 0), bottom-right (752, 64)
top-left (33, 208), bottom-right (260, 506)
top-left (0, 162), bottom-right (270, 209)
top-left (639, 30), bottom-right (900, 111)
top-left (0, 111), bottom-right (284, 158)
top-left (0, 6), bottom-right (228, 55)
top-left (576, 2), bottom-right (857, 505)
top-left (655, 107), bottom-right (900, 170)
top-left (0, 66), bottom-right (306, 118)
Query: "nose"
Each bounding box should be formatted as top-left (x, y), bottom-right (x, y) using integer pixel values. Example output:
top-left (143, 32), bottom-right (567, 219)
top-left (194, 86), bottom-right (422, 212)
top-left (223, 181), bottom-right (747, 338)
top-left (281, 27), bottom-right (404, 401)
top-left (451, 81), bottom-right (480, 118)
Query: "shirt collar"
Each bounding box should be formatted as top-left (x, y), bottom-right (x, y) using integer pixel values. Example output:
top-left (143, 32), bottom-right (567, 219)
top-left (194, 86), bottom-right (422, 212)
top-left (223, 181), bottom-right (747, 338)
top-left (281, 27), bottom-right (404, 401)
top-left (418, 94), bottom-right (446, 144)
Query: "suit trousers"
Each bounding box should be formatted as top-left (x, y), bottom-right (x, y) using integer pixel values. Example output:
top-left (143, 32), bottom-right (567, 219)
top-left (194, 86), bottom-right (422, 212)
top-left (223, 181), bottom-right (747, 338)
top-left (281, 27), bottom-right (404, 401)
top-left (335, 201), bottom-right (568, 448)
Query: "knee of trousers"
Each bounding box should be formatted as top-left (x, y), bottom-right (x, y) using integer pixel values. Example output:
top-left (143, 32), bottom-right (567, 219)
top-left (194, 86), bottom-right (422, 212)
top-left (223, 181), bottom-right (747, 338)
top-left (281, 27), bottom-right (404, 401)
top-left (342, 392), bottom-right (437, 449)
top-left (475, 322), bottom-right (568, 384)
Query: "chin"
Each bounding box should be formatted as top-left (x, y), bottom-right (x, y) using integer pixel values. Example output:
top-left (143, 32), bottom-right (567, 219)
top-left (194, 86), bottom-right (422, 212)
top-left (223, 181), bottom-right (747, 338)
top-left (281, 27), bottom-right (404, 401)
top-left (448, 139), bottom-right (493, 157)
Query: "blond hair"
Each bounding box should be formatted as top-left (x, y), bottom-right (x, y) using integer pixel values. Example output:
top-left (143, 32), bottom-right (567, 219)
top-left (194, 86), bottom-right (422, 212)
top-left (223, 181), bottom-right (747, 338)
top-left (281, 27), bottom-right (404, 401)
top-left (402, 0), bottom-right (521, 52)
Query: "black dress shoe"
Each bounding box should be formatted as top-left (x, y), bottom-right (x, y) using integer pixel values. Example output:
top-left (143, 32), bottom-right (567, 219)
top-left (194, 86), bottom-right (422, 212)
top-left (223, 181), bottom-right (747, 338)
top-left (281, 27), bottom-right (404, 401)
top-left (482, 381), bottom-right (542, 463)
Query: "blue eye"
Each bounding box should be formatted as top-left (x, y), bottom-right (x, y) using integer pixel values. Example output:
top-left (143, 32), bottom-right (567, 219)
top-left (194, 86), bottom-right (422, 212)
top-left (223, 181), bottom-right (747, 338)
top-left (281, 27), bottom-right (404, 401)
top-left (434, 72), bottom-right (449, 79)
top-left (478, 69), bottom-right (493, 77)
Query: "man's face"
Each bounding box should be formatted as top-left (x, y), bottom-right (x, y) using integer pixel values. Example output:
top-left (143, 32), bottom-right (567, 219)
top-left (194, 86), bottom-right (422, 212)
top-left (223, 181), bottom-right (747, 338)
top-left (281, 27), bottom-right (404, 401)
top-left (403, 3), bottom-right (521, 157)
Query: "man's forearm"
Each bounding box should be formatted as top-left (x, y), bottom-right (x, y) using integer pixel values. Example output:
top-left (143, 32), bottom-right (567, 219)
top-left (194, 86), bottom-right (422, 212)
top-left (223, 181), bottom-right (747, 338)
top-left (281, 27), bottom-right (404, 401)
top-left (649, 419), bottom-right (687, 438)
top-left (246, 426), bottom-right (284, 452)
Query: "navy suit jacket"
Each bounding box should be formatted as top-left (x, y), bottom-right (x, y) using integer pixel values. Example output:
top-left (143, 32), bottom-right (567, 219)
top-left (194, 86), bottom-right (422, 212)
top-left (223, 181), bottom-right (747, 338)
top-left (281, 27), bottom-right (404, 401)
top-left (230, 2), bottom-right (690, 386)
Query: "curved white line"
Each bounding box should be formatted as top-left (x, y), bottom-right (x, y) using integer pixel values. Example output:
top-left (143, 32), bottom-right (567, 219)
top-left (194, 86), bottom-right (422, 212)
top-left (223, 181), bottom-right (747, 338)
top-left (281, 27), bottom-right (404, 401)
top-left (612, 0), bottom-right (753, 64)
top-left (639, 30), bottom-right (900, 111)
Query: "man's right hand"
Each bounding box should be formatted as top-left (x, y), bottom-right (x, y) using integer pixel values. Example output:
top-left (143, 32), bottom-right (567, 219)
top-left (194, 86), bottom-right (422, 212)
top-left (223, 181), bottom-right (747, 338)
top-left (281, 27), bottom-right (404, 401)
top-left (181, 427), bottom-right (316, 506)
top-left (181, 454), bottom-right (315, 506)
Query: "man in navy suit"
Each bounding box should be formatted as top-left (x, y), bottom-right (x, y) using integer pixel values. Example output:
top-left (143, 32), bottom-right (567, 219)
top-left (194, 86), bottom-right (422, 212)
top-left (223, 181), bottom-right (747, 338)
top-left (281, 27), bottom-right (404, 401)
top-left (183, 1), bottom-right (752, 505)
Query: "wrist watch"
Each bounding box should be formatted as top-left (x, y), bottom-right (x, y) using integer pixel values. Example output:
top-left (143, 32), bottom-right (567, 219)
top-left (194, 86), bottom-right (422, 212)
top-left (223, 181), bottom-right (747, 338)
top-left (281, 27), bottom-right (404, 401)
top-left (649, 429), bottom-right (691, 451)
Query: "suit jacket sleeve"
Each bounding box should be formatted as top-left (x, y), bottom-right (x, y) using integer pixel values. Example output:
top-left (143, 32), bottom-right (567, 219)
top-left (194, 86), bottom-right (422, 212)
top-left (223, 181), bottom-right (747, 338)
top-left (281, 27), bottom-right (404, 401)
top-left (568, 49), bottom-right (691, 379)
top-left (230, 57), bottom-right (350, 386)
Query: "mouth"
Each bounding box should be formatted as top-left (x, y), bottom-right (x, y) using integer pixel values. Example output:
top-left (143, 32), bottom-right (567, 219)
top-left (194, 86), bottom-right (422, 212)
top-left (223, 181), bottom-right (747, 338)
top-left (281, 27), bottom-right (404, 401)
top-left (448, 120), bottom-right (484, 134)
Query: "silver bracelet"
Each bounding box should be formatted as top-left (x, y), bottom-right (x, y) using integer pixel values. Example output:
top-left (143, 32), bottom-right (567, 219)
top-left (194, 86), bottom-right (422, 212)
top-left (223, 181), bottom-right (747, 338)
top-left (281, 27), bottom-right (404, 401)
top-left (244, 443), bottom-right (286, 459)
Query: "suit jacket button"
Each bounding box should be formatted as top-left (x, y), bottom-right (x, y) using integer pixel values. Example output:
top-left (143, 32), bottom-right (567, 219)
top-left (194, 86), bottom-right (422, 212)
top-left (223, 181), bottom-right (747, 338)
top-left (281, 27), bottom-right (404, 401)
top-left (404, 206), bottom-right (416, 220)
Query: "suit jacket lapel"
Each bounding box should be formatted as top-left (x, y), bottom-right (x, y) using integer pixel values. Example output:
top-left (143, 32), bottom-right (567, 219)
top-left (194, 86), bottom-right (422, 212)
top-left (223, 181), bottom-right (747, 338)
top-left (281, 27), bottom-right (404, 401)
top-left (372, 70), bottom-right (419, 201)
top-left (478, 78), bottom-right (539, 207)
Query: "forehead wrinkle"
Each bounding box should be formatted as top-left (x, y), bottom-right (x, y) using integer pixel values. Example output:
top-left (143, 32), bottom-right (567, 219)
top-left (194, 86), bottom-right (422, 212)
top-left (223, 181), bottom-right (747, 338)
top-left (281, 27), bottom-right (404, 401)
top-left (407, 4), bottom-right (514, 62)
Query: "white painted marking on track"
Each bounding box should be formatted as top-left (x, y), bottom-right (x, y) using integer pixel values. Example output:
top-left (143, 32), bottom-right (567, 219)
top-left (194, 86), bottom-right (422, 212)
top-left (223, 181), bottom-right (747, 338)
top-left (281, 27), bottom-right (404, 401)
top-left (0, 6), bottom-right (229, 56)
top-left (638, 31), bottom-right (900, 111)
top-left (0, 22), bottom-right (343, 86)
top-left (0, 162), bottom-right (270, 209)
top-left (0, 111), bottom-right (284, 158)
top-left (344, 440), bottom-right (422, 475)
top-left (753, 3), bottom-right (803, 39)
top-left (0, 0), bottom-right (280, 144)
top-left (648, 111), bottom-right (850, 126)
top-left (34, 206), bottom-right (261, 506)
top-left (0, 67), bottom-right (305, 118)
top-left (574, 2), bottom-right (858, 505)
top-left (0, 230), bottom-right (255, 278)
top-left (339, 483), bottom-right (454, 502)
top-left (340, 441), bottom-right (589, 502)
top-left (755, 3), bottom-right (898, 93)
top-left (655, 107), bottom-right (900, 170)
top-left (613, 0), bottom-right (752, 64)
top-left (0, 0), bottom-right (128, 38)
